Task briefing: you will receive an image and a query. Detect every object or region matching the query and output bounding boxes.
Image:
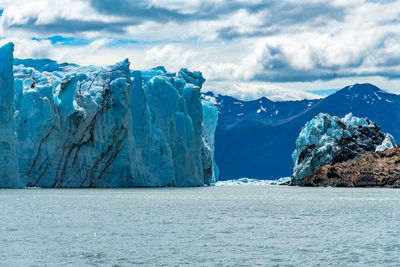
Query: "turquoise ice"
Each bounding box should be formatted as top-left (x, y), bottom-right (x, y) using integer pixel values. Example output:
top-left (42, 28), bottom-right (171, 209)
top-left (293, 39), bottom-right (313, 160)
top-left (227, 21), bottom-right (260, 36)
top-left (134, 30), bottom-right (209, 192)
top-left (1, 43), bottom-right (219, 187)
top-left (0, 43), bottom-right (22, 188)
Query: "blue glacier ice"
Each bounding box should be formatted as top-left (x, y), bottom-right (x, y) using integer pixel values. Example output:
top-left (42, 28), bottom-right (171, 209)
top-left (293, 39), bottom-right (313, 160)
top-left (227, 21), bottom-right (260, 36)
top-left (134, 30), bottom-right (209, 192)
top-left (1, 43), bottom-right (219, 188)
top-left (291, 113), bottom-right (396, 185)
top-left (201, 100), bottom-right (219, 184)
top-left (375, 133), bottom-right (396, 152)
top-left (0, 43), bottom-right (22, 188)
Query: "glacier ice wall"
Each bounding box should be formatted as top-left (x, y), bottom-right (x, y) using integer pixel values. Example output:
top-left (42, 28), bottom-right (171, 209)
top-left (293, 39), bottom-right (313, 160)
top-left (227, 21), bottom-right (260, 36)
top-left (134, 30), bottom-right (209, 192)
top-left (3, 43), bottom-right (218, 187)
top-left (291, 113), bottom-right (396, 185)
top-left (201, 100), bottom-right (219, 184)
top-left (0, 43), bottom-right (22, 188)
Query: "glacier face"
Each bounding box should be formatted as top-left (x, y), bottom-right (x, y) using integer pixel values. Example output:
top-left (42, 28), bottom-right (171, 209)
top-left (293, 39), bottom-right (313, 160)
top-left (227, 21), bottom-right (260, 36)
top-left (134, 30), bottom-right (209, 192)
top-left (1, 43), bottom-right (218, 188)
top-left (292, 113), bottom-right (396, 185)
top-left (0, 43), bottom-right (22, 188)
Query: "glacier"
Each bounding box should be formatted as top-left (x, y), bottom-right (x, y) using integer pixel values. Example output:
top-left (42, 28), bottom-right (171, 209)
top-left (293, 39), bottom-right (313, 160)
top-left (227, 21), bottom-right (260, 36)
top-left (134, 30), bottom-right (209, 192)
top-left (291, 113), bottom-right (396, 185)
top-left (0, 43), bottom-right (22, 188)
top-left (0, 43), bottom-right (218, 188)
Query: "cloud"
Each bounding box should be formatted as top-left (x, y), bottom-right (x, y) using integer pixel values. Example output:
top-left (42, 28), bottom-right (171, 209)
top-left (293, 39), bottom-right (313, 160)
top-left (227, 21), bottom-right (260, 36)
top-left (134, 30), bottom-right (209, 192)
top-left (204, 81), bottom-right (322, 101)
top-left (88, 0), bottom-right (191, 23)
top-left (0, 1), bottom-right (347, 36)
top-left (88, 0), bottom-right (268, 23)
top-left (0, 0), bottom-right (131, 35)
top-left (0, 37), bottom-right (113, 64)
top-left (1, 0), bottom-right (400, 100)
top-left (8, 19), bottom-right (132, 34)
top-left (216, 1), bottom-right (346, 40)
top-left (144, 44), bottom-right (200, 69)
top-left (231, 0), bottom-right (400, 82)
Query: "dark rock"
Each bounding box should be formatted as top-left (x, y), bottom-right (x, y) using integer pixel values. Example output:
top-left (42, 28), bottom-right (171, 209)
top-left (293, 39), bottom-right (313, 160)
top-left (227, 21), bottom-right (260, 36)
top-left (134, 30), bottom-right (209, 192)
top-left (301, 147), bottom-right (400, 187)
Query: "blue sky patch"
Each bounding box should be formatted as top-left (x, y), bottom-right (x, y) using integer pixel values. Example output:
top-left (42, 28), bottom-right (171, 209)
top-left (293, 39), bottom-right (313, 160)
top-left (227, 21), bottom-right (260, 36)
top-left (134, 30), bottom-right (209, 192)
top-left (32, 36), bottom-right (91, 46)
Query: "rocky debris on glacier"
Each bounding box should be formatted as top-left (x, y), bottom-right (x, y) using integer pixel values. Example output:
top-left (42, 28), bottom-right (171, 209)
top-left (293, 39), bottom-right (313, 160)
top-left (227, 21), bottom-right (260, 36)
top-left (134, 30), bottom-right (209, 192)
top-left (0, 42), bottom-right (218, 188)
top-left (291, 113), bottom-right (396, 185)
top-left (302, 147), bottom-right (400, 187)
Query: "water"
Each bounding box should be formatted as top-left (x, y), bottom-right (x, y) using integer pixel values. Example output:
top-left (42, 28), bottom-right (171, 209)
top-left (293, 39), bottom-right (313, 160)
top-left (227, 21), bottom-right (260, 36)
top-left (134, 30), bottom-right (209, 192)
top-left (1, 186), bottom-right (399, 266)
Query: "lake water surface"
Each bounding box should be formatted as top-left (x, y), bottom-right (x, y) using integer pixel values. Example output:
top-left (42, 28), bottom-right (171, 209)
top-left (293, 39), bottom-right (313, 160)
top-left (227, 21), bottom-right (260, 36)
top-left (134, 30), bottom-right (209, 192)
top-left (1, 186), bottom-right (399, 266)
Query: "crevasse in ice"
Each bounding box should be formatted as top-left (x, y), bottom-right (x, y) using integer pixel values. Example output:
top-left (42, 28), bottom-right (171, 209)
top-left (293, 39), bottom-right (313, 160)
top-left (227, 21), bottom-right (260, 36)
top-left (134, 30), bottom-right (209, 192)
top-left (291, 113), bottom-right (396, 185)
top-left (0, 42), bottom-right (219, 187)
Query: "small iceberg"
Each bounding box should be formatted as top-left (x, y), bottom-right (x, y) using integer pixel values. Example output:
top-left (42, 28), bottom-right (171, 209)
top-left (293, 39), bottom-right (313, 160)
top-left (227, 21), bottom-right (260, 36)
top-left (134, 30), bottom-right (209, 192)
top-left (215, 177), bottom-right (291, 186)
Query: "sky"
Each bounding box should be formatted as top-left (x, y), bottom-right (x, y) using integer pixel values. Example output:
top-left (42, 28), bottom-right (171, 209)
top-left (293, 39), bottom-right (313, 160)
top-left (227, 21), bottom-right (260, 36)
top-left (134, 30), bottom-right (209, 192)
top-left (1, 0), bottom-right (400, 100)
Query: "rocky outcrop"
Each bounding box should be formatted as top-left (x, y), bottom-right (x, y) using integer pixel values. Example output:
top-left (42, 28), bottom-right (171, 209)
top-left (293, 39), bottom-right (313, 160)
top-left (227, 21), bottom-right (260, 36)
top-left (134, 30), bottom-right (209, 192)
top-left (301, 147), bottom-right (400, 187)
top-left (292, 113), bottom-right (396, 185)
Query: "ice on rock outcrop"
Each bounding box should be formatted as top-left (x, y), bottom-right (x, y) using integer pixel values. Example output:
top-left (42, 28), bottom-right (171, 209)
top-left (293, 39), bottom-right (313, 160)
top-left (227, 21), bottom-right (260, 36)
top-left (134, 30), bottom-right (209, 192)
top-left (375, 133), bottom-right (396, 152)
top-left (291, 113), bottom-right (396, 185)
top-left (4, 43), bottom-right (218, 187)
top-left (0, 43), bottom-right (22, 188)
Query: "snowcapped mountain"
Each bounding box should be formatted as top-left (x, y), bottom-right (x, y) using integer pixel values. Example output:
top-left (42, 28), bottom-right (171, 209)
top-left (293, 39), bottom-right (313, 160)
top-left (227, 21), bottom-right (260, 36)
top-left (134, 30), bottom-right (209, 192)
top-left (202, 92), bottom-right (320, 128)
top-left (205, 83), bottom-right (400, 180)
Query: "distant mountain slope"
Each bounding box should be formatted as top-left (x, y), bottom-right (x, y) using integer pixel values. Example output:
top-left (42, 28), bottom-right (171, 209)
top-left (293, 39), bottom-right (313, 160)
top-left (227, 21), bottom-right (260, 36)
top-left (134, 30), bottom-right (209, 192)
top-left (205, 83), bottom-right (400, 180)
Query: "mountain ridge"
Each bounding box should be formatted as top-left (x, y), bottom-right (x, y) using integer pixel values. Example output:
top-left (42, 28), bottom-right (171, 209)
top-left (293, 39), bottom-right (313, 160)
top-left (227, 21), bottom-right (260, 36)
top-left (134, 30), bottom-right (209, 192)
top-left (205, 83), bottom-right (400, 180)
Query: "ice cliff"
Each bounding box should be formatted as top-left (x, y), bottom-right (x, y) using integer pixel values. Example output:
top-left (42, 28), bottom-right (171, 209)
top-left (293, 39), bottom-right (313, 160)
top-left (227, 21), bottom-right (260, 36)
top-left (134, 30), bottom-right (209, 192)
top-left (291, 113), bottom-right (396, 185)
top-left (0, 43), bottom-right (22, 188)
top-left (0, 43), bottom-right (218, 188)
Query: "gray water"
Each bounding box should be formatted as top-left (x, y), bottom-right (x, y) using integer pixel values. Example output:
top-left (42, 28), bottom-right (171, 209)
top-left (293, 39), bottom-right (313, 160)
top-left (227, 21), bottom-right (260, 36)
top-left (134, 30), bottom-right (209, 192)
top-left (1, 186), bottom-right (399, 266)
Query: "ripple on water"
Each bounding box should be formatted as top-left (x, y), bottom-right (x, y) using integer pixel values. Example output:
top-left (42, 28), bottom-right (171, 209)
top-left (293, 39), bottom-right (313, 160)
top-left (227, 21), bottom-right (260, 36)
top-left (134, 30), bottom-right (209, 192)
top-left (0, 186), bottom-right (399, 266)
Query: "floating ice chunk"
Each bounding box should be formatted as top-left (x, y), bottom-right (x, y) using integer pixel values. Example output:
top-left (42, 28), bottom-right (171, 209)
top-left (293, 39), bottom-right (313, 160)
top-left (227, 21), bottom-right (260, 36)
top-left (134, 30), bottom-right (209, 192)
top-left (215, 177), bottom-right (291, 186)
